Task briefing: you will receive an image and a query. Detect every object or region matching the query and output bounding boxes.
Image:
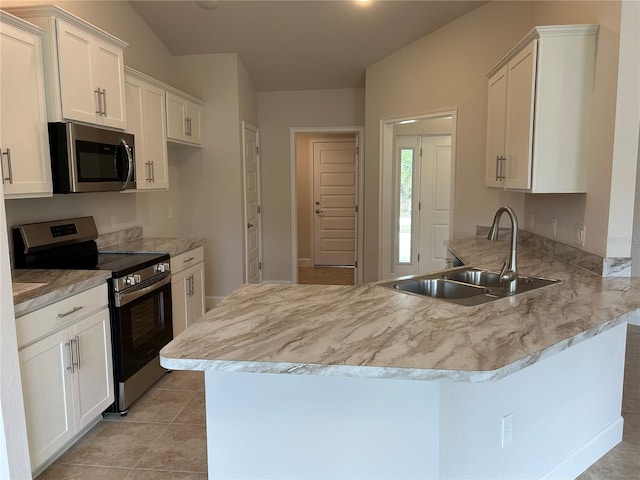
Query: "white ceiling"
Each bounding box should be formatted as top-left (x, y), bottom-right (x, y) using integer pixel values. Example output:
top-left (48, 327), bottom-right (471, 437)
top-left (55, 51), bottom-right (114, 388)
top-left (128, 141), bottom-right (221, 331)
top-left (129, 0), bottom-right (485, 91)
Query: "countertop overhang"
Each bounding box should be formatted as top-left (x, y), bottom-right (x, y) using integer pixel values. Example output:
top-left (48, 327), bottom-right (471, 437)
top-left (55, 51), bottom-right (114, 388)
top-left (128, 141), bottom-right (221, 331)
top-left (161, 237), bottom-right (640, 382)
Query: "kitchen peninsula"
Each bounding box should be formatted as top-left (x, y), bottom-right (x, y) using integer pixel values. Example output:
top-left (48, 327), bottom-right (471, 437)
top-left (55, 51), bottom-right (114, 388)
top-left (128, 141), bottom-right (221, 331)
top-left (161, 238), bottom-right (640, 479)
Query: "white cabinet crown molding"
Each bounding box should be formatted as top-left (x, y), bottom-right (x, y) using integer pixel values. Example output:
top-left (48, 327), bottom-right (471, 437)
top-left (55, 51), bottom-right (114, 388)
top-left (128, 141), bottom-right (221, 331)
top-left (0, 10), bottom-right (44, 36)
top-left (124, 66), bottom-right (204, 105)
top-left (487, 24), bottom-right (599, 78)
top-left (5, 4), bottom-right (128, 48)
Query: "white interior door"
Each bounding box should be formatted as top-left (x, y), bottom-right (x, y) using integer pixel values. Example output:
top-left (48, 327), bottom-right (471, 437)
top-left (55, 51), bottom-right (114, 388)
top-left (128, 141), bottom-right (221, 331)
top-left (418, 136), bottom-right (451, 272)
top-left (313, 140), bottom-right (357, 266)
top-left (393, 134), bottom-right (451, 276)
top-left (243, 123), bottom-right (262, 283)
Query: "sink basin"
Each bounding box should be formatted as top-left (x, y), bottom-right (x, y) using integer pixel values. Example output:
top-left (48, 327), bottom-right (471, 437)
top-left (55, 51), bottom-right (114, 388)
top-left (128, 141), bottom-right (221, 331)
top-left (393, 278), bottom-right (487, 299)
top-left (378, 267), bottom-right (560, 306)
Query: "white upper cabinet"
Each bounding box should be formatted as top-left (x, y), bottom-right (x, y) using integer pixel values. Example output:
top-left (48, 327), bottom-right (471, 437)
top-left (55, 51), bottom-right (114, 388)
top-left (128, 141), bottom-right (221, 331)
top-left (6, 5), bottom-right (127, 129)
top-left (125, 68), bottom-right (169, 190)
top-left (0, 11), bottom-right (53, 198)
top-left (166, 91), bottom-right (204, 146)
top-left (485, 25), bottom-right (598, 193)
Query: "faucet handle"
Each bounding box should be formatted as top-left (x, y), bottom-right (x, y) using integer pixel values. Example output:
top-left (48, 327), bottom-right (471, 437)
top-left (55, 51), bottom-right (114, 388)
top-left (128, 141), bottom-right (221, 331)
top-left (499, 260), bottom-right (508, 279)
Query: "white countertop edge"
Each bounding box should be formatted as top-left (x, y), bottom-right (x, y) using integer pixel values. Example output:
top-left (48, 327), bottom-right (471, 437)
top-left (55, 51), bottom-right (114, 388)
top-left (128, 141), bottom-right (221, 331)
top-left (160, 313), bottom-right (632, 383)
top-left (13, 273), bottom-right (111, 318)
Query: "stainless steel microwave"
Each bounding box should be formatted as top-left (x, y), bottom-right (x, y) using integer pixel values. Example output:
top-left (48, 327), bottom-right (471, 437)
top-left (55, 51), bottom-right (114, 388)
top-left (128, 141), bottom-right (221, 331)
top-left (48, 122), bottom-right (136, 193)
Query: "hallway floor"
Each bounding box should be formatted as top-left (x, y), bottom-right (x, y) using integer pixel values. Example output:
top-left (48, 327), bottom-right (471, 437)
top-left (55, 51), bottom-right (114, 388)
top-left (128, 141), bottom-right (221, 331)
top-left (297, 266), bottom-right (354, 285)
top-left (38, 327), bottom-right (639, 479)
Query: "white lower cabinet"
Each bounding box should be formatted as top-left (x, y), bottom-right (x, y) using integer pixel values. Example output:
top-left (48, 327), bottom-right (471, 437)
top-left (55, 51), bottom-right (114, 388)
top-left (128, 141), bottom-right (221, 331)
top-left (17, 284), bottom-right (113, 474)
top-left (171, 247), bottom-right (205, 337)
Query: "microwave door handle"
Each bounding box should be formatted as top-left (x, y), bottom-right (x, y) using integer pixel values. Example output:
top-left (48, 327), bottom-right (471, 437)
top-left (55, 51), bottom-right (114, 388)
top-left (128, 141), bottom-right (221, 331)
top-left (119, 139), bottom-right (134, 190)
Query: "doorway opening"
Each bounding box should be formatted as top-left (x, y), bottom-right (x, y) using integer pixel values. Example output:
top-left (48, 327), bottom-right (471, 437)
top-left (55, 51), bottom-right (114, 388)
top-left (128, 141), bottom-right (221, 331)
top-left (290, 127), bottom-right (364, 285)
top-left (379, 111), bottom-right (457, 280)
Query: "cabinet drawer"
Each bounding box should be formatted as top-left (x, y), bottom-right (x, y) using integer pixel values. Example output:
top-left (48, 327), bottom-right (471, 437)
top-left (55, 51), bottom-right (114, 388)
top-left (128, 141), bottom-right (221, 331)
top-left (16, 283), bottom-right (108, 349)
top-left (171, 246), bottom-right (204, 274)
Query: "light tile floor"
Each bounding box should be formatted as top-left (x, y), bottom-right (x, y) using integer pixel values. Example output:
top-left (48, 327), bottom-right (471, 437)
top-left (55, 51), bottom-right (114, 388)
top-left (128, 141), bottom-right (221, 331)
top-left (38, 370), bottom-right (207, 480)
top-left (39, 327), bottom-right (639, 479)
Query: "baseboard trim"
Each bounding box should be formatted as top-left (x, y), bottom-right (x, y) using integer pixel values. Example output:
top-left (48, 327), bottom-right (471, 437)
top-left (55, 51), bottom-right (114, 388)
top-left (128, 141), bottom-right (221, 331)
top-left (538, 416), bottom-right (623, 480)
top-left (205, 296), bottom-right (225, 310)
top-left (298, 258), bottom-right (312, 268)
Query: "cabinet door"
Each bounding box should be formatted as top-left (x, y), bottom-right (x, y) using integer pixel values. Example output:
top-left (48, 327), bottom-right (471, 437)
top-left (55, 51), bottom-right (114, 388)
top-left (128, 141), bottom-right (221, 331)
top-left (185, 101), bottom-right (203, 146)
top-left (186, 262), bottom-right (205, 326)
top-left (93, 37), bottom-right (125, 129)
top-left (485, 65), bottom-right (507, 188)
top-left (19, 330), bottom-right (75, 472)
top-left (0, 20), bottom-right (52, 198)
top-left (141, 82), bottom-right (169, 188)
top-left (56, 19), bottom-right (98, 124)
top-left (171, 268), bottom-right (188, 338)
top-left (72, 308), bottom-right (114, 429)
top-left (125, 76), bottom-right (168, 190)
top-left (504, 40), bottom-right (537, 190)
top-left (166, 92), bottom-right (187, 142)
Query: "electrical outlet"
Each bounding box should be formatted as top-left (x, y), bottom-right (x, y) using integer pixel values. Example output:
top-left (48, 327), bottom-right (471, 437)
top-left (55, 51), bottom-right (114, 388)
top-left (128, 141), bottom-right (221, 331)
top-left (575, 224), bottom-right (585, 246)
top-left (110, 214), bottom-right (117, 228)
top-left (168, 206), bottom-right (173, 219)
top-left (551, 218), bottom-right (557, 238)
top-left (501, 413), bottom-right (514, 448)
top-left (528, 214), bottom-right (535, 231)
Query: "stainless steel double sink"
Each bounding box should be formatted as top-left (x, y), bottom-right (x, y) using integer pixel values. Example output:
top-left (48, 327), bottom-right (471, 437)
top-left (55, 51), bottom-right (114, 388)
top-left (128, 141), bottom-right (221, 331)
top-left (378, 266), bottom-right (560, 306)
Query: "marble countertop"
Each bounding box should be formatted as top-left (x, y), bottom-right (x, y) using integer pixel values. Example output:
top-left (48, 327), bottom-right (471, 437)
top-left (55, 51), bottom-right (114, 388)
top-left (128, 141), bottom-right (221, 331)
top-left (12, 232), bottom-right (201, 318)
top-left (12, 269), bottom-right (111, 318)
top-left (162, 237), bottom-right (640, 382)
top-left (99, 237), bottom-right (203, 257)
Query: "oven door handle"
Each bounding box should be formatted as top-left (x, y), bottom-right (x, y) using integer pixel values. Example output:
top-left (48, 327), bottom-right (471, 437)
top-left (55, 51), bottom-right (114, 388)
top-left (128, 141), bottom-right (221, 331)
top-left (114, 273), bottom-right (171, 307)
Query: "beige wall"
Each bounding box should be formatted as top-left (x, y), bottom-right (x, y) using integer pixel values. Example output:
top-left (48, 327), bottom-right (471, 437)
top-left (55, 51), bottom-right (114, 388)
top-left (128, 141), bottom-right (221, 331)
top-left (171, 53), bottom-right (253, 300)
top-left (296, 133), bottom-right (356, 265)
top-left (364, 1), bottom-right (531, 281)
top-left (257, 89), bottom-right (365, 282)
top-left (524, 1), bottom-right (622, 256)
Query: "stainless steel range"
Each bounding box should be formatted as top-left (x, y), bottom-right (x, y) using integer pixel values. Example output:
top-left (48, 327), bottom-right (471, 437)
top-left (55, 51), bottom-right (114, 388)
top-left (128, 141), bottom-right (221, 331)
top-left (13, 217), bottom-right (172, 414)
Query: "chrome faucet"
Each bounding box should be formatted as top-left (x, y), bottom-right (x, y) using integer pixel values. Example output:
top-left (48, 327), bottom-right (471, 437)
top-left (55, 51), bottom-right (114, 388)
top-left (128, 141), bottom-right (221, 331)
top-left (488, 206), bottom-right (519, 294)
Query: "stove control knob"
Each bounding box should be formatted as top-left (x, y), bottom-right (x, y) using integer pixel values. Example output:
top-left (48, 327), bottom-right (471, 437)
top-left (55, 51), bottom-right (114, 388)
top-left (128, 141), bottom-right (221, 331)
top-left (155, 262), bottom-right (170, 273)
top-left (125, 275), bottom-right (140, 286)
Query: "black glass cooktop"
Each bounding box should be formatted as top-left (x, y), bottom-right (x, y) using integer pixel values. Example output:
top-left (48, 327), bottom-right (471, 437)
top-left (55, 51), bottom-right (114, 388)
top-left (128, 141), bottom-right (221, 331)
top-left (97, 252), bottom-right (169, 277)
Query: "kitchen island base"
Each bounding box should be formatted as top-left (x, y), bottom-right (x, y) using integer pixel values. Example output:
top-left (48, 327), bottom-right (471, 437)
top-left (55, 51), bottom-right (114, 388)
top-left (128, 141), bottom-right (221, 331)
top-left (199, 323), bottom-right (626, 479)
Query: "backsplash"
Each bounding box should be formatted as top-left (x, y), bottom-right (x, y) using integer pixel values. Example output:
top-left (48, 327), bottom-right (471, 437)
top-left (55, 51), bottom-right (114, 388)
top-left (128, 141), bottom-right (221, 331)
top-left (96, 227), bottom-right (143, 250)
top-left (476, 226), bottom-right (632, 277)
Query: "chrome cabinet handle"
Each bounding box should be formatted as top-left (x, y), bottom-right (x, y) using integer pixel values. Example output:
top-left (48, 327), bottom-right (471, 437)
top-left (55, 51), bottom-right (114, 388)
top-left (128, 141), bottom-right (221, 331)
top-left (101, 89), bottom-right (107, 117)
top-left (58, 306), bottom-right (83, 318)
top-left (66, 340), bottom-right (75, 373)
top-left (145, 161), bottom-right (152, 182)
top-left (74, 336), bottom-right (81, 370)
top-left (495, 155), bottom-right (506, 181)
top-left (150, 161), bottom-right (155, 182)
top-left (1, 148), bottom-right (12, 184)
top-left (95, 88), bottom-right (102, 115)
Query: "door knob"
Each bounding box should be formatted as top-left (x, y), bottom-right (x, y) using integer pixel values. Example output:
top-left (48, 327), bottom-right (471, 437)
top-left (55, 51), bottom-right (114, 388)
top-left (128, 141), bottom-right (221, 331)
top-left (315, 209), bottom-right (324, 216)
top-left (247, 223), bottom-right (254, 228)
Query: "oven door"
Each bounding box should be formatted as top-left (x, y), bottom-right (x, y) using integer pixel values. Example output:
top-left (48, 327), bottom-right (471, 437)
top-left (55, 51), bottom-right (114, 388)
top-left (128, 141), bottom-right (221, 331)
top-left (111, 274), bottom-right (173, 382)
